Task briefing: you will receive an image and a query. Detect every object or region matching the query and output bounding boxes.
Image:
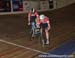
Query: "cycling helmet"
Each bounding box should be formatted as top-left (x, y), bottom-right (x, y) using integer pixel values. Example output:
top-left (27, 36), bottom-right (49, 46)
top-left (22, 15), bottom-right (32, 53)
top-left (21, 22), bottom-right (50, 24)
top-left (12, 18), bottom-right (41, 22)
top-left (31, 8), bottom-right (35, 13)
top-left (40, 14), bottom-right (45, 20)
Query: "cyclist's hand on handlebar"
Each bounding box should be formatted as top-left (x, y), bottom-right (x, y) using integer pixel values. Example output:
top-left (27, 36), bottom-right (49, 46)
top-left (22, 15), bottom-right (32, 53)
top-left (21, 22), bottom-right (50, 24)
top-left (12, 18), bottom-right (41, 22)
top-left (28, 22), bottom-right (30, 25)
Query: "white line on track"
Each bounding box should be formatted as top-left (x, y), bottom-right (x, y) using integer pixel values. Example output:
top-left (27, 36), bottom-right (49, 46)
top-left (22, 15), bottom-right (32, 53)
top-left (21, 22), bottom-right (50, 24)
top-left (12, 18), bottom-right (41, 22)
top-left (0, 39), bottom-right (49, 54)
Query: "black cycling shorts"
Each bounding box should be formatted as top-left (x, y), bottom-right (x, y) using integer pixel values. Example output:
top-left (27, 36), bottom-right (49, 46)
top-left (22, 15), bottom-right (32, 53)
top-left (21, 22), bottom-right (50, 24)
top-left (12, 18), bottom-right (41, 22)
top-left (40, 23), bottom-right (48, 29)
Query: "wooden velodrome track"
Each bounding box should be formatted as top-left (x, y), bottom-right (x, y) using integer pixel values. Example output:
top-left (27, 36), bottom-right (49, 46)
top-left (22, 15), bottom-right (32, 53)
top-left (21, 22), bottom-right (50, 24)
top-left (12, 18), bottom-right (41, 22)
top-left (0, 3), bottom-right (75, 58)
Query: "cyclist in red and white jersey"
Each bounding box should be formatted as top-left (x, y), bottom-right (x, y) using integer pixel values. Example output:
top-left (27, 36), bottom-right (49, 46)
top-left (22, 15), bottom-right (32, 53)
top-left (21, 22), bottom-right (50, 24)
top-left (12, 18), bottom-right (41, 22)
top-left (28, 8), bottom-right (39, 37)
top-left (28, 8), bottom-right (39, 25)
top-left (36, 14), bottom-right (51, 45)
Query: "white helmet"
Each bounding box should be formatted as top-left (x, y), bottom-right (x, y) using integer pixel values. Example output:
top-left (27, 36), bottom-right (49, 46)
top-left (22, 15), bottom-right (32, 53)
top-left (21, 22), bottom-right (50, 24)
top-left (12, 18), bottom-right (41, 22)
top-left (40, 14), bottom-right (45, 20)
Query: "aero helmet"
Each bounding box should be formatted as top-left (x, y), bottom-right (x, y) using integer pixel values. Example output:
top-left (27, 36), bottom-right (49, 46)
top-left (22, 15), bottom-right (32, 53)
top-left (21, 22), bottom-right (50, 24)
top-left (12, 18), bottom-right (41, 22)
top-left (31, 8), bottom-right (35, 13)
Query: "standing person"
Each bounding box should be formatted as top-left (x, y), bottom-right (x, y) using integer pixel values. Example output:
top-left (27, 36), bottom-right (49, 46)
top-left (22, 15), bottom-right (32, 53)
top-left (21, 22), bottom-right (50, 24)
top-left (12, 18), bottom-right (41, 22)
top-left (28, 8), bottom-right (39, 37)
top-left (37, 14), bottom-right (51, 45)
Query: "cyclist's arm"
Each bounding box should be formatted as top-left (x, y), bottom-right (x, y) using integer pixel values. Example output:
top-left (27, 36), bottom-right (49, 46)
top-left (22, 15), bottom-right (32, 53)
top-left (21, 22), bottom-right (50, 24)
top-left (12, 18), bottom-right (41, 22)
top-left (28, 13), bottom-right (31, 23)
top-left (47, 19), bottom-right (51, 30)
top-left (48, 22), bottom-right (51, 30)
top-left (35, 18), bottom-right (41, 28)
top-left (35, 12), bottom-right (39, 17)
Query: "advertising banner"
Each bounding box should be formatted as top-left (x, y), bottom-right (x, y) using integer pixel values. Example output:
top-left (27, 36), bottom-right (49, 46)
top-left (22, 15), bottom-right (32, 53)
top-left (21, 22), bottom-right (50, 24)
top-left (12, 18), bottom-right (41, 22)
top-left (12, 0), bottom-right (23, 11)
top-left (23, 1), bottom-right (40, 12)
top-left (23, 1), bottom-right (31, 12)
top-left (48, 0), bottom-right (54, 9)
top-left (30, 1), bottom-right (40, 10)
top-left (0, 0), bottom-right (11, 12)
top-left (40, 1), bottom-right (49, 10)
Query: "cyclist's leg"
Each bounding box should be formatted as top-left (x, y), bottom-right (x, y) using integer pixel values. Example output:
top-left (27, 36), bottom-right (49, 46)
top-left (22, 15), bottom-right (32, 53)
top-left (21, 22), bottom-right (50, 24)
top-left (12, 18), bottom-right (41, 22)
top-left (45, 29), bottom-right (49, 44)
top-left (31, 22), bottom-right (36, 37)
top-left (43, 23), bottom-right (49, 45)
top-left (40, 28), bottom-right (42, 35)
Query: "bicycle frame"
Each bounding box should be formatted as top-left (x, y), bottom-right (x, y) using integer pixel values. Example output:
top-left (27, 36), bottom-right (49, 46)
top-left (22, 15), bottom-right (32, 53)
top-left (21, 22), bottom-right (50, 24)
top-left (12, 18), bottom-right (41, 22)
top-left (30, 22), bottom-right (46, 47)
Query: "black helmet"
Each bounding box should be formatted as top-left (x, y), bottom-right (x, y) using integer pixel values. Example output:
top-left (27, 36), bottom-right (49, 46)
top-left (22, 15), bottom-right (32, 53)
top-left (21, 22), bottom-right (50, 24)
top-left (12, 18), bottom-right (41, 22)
top-left (31, 8), bottom-right (35, 13)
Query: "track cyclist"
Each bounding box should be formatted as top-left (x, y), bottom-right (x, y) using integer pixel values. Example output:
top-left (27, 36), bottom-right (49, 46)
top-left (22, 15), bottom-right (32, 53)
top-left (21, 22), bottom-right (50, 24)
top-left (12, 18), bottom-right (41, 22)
top-left (28, 8), bottom-right (39, 37)
top-left (36, 14), bottom-right (51, 45)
